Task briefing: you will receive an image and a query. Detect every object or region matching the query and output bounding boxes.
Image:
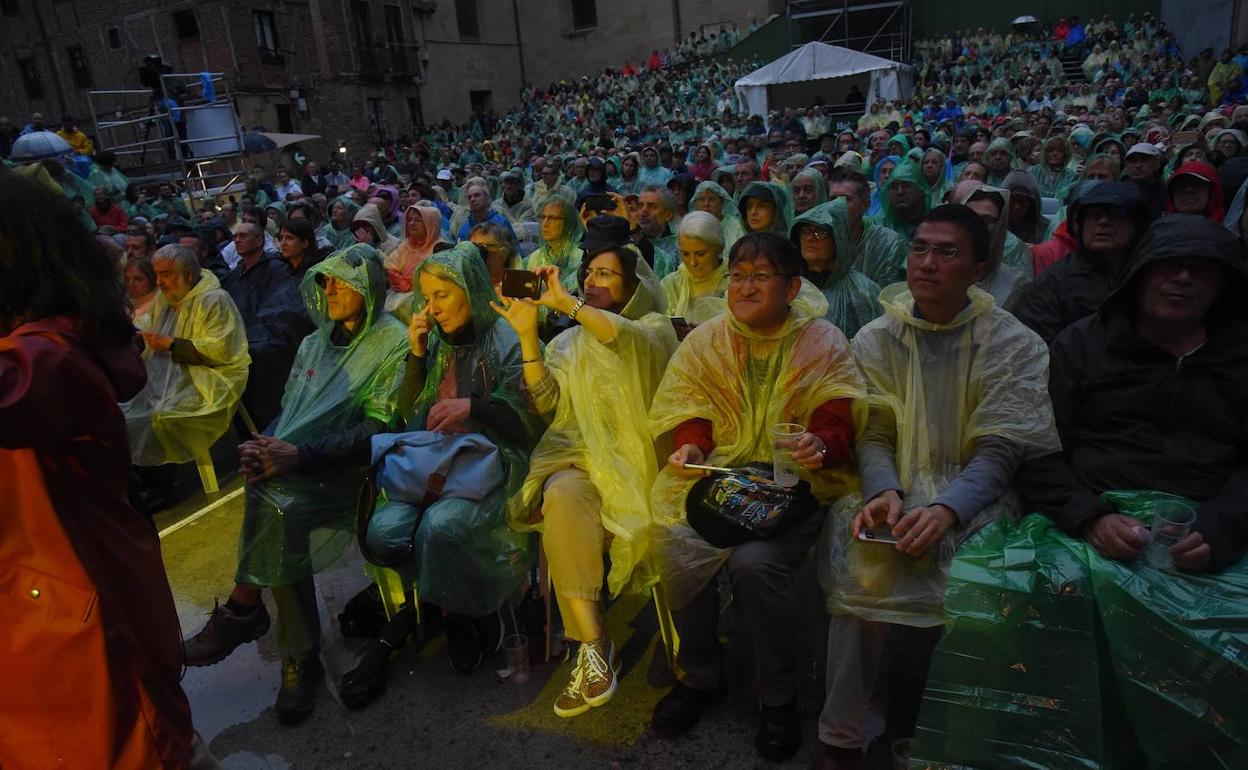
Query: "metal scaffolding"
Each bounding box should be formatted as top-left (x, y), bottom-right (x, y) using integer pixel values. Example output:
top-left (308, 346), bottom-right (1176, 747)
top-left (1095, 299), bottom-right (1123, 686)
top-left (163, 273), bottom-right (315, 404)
top-left (788, 0), bottom-right (912, 63)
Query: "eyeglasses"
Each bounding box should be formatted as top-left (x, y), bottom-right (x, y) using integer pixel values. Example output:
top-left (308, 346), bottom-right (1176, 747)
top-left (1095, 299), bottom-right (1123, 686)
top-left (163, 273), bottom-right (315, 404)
top-left (727, 270), bottom-right (788, 285)
top-left (797, 227), bottom-right (830, 241)
top-left (580, 267), bottom-right (624, 282)
top-left (908, 242), bottom-right (962, 261)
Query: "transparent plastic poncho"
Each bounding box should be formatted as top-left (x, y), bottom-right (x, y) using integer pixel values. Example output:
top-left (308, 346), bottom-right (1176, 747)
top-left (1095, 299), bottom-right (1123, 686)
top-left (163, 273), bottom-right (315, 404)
top-left (647, 302), bottom-right (867, 608)
top-left (789, 198), bottom-right (883, 339)
top-left (692, 180), bottom-right (747, 253)
top-left (524, 193), bottom-right (585, 293)
top-left (820, 283), bottom-right (1061, 626)
top-left (235, 245), bottom-right (411, 587)
top-left (122, 271), bottom-right (250, 466)
top-left (510, 252), bottom-right (678, 597)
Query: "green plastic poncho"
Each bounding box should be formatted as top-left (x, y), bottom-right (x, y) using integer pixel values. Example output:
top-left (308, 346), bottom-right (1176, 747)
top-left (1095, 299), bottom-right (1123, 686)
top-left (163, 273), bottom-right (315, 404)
top-left (510, 251), bottom-right (678, 599)
top-left (984, 137), bottom-right (1017, 186)
top-left (525, 193), bottom-right (585, 293)
top-left (647, 298), bottom-right (867, 607)
top-left (122, 271), bottom-right (250, 466)
top-left (952, 182), bottom-right (1032, 310)
top-left (318, 195), bottom-right (361, 251)
top-left (790, 199), bottom-right (883, 339)
top-left (368, 242), bottom-right (544, 616)
top-left (738, 180), bottom-right (794, 237)
top-left (790, 167), bottom-right (829, 215)
top-left (820, 284), bottom-right (1061, 626)
top-left (692, 180), bottom-right (746, 253)
top-left (87, 164), bottom-right (130, 201)
top-left (235, 245), bottom-right (411, 587)
top-left (872, 159), bottom-right (932, 242)
top-left (851, 217), bottom-right (910, 286)
top-left (1028, 136), bottom-right (1078, 199)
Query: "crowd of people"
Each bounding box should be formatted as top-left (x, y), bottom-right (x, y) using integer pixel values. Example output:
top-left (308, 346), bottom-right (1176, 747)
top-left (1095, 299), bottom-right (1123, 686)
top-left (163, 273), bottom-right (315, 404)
top-left (4, 8), bottom-right (1248, 769)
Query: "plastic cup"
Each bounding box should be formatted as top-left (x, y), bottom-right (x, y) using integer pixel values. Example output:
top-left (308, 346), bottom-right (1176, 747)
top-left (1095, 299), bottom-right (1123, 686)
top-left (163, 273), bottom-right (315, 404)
top-left (892, 737), bottom-right (912, 770)
top-left (502, 634), bottom-right (530, 684)
top-left (770, 423), bottom-right (805, 487)
top-left (1144, 501), bottom-right (1196, 569)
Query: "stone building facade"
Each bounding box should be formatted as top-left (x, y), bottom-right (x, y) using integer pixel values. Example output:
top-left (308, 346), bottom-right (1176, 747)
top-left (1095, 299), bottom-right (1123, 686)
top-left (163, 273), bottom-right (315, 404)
top-left (0, 0), bottom-right (775, 162)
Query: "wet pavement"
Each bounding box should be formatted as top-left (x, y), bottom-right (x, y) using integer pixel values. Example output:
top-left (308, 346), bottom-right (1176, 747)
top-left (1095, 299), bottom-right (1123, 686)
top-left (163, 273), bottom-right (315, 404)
top-left (157, 479), bottom-right (838, 769)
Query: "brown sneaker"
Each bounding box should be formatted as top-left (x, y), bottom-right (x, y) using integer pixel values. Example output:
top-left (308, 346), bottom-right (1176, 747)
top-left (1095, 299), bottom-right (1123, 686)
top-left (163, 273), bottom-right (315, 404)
top-left (552, 652), bottom-right (589, 718)
top-left (183, 598), bottom-right (271, 666)
top-left (580, 636), bottom-right (618, 708)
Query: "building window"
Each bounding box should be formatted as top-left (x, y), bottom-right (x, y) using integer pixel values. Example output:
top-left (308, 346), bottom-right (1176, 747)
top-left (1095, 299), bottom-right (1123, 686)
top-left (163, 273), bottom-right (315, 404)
top-left (469, 89), bottom-right (492, 115)
top-left (570, 0), bottom-right (596, 30)
top-left (454, 0), bottom-right (479, 40)
top-left (350, 1), bottom-right (376, 73)
top-left (67, 46), bottom-right (93, 88)
top-left (1, 0), bottom-right (19, 17)
top-left (17, 58), bottom-right (41, 99)
top-left (107, 26), bottom-right (123, 49)
top-left (384, 4), bottom-right (407, 72)
top-left (253, 10), bottom-right (279, 54)
top-left (173, 10), bottom-right (200, 39)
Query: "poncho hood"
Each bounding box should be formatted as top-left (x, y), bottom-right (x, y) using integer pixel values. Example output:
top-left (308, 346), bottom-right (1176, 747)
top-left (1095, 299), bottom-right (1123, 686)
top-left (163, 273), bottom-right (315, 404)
top-left (301, 244), bottom-right (390, 343)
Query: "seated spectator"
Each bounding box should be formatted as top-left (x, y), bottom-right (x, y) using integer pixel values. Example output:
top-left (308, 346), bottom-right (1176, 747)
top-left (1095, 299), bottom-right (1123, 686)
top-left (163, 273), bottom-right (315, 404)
top-left (121, 244), bottom-right (249, 470)
top-left (951, 181), bottom-right (1030, 310)
top-left (1032, 181), bottom-right (1098, 275)
top-left (691, 180), bottom-right (747, 252)
top-left (89, 186), bottom-right (128, 230)
top-left (468, 220), bottom-right (523, 285)
top-left (454, 181), bottom-right (516, 243)
top-left (791, 167), bottom-right (829, 215)
top-left (320, 195), bottom-right (361, 251)
top-left (384, 203), bottom-right (444, 321)
top-left (648, 233), bottom-right (864, 763)
top-left (527, 194), bottom-right (586, 293)
top-left (1014, 182), bottom-right (1152, 343)
top-left (1018, 215), bottom-right (1248, 572)
top-left (827, 172), bottom-right (909, 286)
top-left (815, 205), bottom-right (1059, 769)
top-left (662, 210), bottom-right (729, 327)
top-left (1166, 161), bottom-right (1226, 222)
top-left (494, 216), bottom-right (678, 718)
top-left (638, 185), bottom-right (680, 277)
top-left (181, 245), bottom-right (411, 723)
top-left (221, 223), bottom-right (314, 430)
top-left (497, 170), bottom-right (534, 223)
top-left (789, 198), bottom-right (883, 338)
top-left (352, 202), bottom-right (403, 254)
top-left (737, 180), bottom-right (794, 237)
top-left (1003, 170), bottom-right (1050, 246)
top-left (872, 159), bottom-right (931, 241)
top-left (356, 243), bottom-right (542, 684)
top-left (277, 218), bottom-right (324, 280)
top-left (125, 226), bottom-right (156, 261)
top-left (1123, 142), bottom-right (1167, 218)
top-left (124, 255), bottom-right (157, 328)
top-left (983, 139), bottom-right (1015, 186)
top-left (1029, 136), bottom-right (1078, 200)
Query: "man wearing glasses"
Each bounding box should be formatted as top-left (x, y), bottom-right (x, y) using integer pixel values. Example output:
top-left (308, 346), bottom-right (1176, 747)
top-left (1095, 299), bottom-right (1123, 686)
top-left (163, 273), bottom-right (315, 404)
top-left (814, 205), bottom-right (1060, 769)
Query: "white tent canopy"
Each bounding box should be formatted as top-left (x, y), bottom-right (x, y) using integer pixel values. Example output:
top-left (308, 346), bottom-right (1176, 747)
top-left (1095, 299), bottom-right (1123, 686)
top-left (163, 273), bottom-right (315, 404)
top-left (734, 42), bottom-right (913, 119)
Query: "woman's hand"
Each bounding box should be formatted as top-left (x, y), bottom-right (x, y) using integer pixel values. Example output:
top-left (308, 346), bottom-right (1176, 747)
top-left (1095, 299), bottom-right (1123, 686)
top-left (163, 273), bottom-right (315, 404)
top-left (426, 398), bottom-right (471, 432)
top-left (409, 304), bottom-right (432, 357)
top-left (490, 289), bottom-right (540, 340)
top-left (790, 432), bottom-right (827, 471)
top-left (531, 265), bottom-right (576, 313)
top-left (139, 331), bottom-right (174, 353)
top-left (668, 443), bottom-right (710, 479)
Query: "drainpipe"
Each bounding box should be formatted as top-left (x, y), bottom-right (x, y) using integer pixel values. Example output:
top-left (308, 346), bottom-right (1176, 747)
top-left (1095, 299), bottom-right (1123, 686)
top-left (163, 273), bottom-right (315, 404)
top-left (30, 1), bottom-right (69, 116)
top-left (671, 0), bottom-right (683, 44)
top-left (511, 0), bottom-right (527, 88)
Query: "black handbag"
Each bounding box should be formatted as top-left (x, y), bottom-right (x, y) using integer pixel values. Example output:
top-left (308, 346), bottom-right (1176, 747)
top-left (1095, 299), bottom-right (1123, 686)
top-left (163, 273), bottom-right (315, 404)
top-left (685, 463), bottom-right (820, 548)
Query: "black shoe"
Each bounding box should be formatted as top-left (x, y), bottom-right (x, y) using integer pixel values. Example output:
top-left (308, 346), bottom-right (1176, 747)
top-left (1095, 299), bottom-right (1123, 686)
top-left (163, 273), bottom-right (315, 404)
top-left (275, 654), bottom-right (323, 725)
top-left (340, 606), bottom-right (418, 710)
top-left (473, 609), bottom-right (505, 658)
top-left (755, 700), bottom-right (801, 762)
top-left (646, 639), bottom-right (676, 688)
top-left (183, 598), bottom-right (271, 667)
top-left (445, 613), bottom-right (483, 674)
top-left (651, 682), bottom-right (723, 737)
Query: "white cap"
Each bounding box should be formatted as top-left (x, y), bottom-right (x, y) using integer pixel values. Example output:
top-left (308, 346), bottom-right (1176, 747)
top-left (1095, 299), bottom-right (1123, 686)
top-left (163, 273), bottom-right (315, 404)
top-left (436, 169), bottom-right (452, 180)
top-left (1125, 142), bottom-right (1162, 159)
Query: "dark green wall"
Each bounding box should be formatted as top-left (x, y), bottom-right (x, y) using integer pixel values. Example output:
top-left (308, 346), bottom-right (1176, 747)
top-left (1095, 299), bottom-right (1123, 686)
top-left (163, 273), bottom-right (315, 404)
top-left (912, 0), bottom-right (1161, 38)
top-left (719, 12), bottom-right (792, 64)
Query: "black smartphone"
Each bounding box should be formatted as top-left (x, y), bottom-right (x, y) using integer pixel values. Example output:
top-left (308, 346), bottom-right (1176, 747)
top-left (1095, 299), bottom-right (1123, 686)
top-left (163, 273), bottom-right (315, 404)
top-left (583, 193), bottom-right (615, 213)
top-left (501, 268), bottom-right (542, 300)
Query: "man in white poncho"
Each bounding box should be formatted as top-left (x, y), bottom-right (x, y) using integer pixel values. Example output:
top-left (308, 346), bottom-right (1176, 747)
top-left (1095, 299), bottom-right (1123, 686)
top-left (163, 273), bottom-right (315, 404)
top-left (812, 206), bottom-right (1060, 769)
top-left (497, 216), bottom-right (678, 720)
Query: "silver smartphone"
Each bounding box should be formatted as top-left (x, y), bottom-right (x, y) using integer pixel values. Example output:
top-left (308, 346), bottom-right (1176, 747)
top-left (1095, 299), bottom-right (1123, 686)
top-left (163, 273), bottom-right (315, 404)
top-left (857, 528), bottom-right (901, 545)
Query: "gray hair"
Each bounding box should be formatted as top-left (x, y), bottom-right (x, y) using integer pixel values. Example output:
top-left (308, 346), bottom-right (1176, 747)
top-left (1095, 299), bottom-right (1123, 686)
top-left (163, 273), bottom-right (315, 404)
top-left (678, 210), bottom-right (724, 248)
top-left (152, 244), bottom-right (202, 282)
top-left (641, 184), bottom-right (677, 213)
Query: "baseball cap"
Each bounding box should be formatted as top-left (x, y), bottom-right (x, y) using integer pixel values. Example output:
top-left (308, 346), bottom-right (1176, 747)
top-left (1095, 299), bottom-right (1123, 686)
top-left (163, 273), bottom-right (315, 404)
top-left (436, 169), bottom-right (452, 180)
top-left (1125, 142), bottom-right (1163, 159)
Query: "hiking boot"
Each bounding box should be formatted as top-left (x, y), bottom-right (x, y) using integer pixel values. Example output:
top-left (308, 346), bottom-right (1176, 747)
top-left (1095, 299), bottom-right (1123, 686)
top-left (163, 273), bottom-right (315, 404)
top-left (552, 651), bottom-right (589, 718)
top-left (274, 654), bottom-right (323, 725)
top-left (445, 613), bottom-right (483, 674)
top-left (183, 598), bottom-right (270, 667)
top-left (755, 700), bottom-right (801, 762)
top-left (580, 636), bottom-right (618, 708)
top-left (340, 606), bottom-right (418, 710)
top-left (651, 682), bottom-right (723, 737)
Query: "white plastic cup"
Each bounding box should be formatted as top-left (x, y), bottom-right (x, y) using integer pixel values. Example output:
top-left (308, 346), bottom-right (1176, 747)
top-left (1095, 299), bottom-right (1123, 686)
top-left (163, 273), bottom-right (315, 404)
top-left (1144, 501), bottom-right (1196, 570)
top-left (770, 423), bottom-right (805, 487)
top-left (502, 634), bottom-right (530, 684)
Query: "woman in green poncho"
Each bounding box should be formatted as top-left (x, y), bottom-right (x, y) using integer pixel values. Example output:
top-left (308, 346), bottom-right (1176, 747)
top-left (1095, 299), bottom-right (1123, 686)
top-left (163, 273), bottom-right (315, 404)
top-left (495, 216), bottom-right (678, 719)
top-left (526, 193), bottom-right (585, 293)
top-left (919, 147), bottom-right (953, 208)
top-left (872, 159), bottom-right (932, 242)
top-left (360, 242), bottom-right (543, 681)
top-left (319, 195), bottom-right (361, 251)
top-left (181, 244), bottom-right (411, 722)
top-left (691, 180), bottom-right (746, 251)
top-left (738, 180), bottom-right (793, 236)
top-left (1028, 135), bottom-right (1077, 199)
top-left (790, 199), bottom-right (883, 339)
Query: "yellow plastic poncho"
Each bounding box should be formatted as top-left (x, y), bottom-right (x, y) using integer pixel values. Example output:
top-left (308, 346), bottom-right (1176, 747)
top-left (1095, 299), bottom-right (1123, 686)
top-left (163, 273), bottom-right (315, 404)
top-left (820, 283), bottom-right (1061, 627)
top-left (661, 261), bottom-right (729, 324)
top-left (510, 252), bottom-right (678, 597)
top-left (647, 299), bottom-right (867, 607)
top-left (122, 271), bottom-right (250, 465)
